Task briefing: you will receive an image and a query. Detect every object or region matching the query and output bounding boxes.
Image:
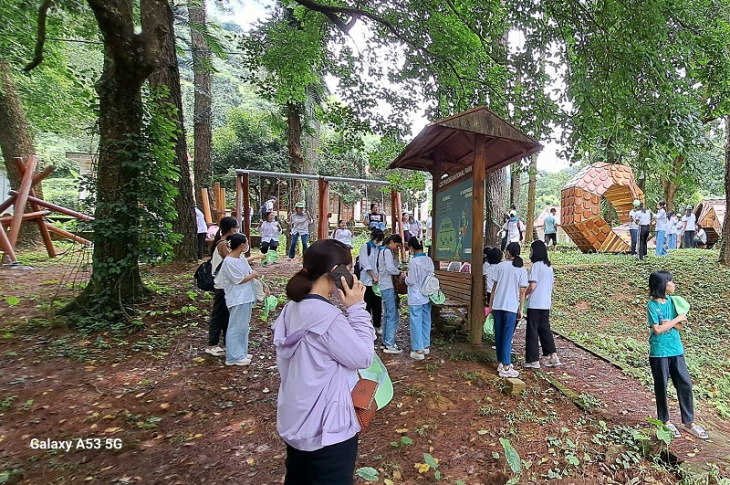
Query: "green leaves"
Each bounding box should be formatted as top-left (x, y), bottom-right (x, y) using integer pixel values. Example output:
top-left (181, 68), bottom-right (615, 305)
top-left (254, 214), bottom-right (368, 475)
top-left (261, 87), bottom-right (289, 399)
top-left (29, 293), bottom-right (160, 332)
top-left (499, 437), bottom-right (521, 474)
top-left (354, 467), bottom-right (379, 481)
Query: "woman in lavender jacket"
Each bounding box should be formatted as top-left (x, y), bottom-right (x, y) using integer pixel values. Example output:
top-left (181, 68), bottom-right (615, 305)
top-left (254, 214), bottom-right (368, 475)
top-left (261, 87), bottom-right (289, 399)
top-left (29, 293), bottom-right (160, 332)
top-left (273, 239), bottom-right (374, 484)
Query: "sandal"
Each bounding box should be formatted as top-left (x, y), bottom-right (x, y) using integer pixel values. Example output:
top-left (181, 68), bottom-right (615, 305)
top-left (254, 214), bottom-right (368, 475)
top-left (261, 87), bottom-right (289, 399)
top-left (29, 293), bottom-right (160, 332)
top-left (682, 423), bottom-right (709, 440)
top-left (665, 422), bottom-right (681, 439)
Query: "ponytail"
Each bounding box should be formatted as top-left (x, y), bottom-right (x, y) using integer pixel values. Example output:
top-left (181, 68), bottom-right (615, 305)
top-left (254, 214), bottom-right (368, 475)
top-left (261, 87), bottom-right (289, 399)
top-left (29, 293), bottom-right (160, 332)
top-left (505, 242), bottom-right (524, 268)
top-left (285, 268), bottom-right (318, 302)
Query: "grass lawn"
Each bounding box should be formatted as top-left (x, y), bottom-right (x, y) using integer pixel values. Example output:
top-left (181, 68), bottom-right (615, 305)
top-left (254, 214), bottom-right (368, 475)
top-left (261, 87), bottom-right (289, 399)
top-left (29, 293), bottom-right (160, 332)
top-left (549, 249), bottom-right (730, 420)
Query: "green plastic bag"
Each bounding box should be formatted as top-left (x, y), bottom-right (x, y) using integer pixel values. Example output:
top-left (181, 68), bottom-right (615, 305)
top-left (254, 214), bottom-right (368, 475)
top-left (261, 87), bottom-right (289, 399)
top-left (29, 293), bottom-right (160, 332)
top-left (358, 354), bottom-right (393, 411)
top-left (261, 295), bottom-right (279, 321)
top-left (264, 250), bottom-right (279, 265)
top-left (372, 283), bottom-right (381, 297)
top-left (483, 313), bottom-right (495, 337)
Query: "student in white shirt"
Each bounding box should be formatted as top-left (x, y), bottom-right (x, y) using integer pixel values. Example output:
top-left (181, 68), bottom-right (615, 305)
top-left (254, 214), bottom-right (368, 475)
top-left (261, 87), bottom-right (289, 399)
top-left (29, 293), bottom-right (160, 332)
top-left (483, 247), bottom-right (502, 305)
top-left (694, 224), bottom-right (707, 247)
top-left (654, 201), bottom-right (668, 256)
top-left (634, 202), bottom-right (653, 260)
top-left (215, 233), bottom-right (264, 366)
top-left (359, 228), bottom-right (385, 334)
top-left (681, 206), bottom-right (697, 248)
top-left (378, 234), bottom-right (404, 354)
top-left (628, 199), bottom-right (640, 255)
top-left (667, 211), bottom-right (679, 250)
top-left (331, 220), bottom-right (353, 248)
top-left (195, 207), bottom-right (208, 260)
top-left (502, 210), bottom-right (526, 244)
top-left (489, 242), bottom-right (528, 378)
top-left (258, 211), bottom-right (282, 254)
top-left (288, 202), bottom-right (313, 259)
top-left (401, 237), bottom-right (434, 360)
top-left (523, 240), bottom-right (561, 369)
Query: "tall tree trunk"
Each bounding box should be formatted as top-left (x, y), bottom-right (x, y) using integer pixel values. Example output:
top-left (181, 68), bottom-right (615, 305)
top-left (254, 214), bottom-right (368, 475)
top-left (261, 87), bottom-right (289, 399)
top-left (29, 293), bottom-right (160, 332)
top-left (485, 167), bottom-right (507, 246)
top-left (66, 0), bottom-right (169, 315)
top-left (524, 154), bottom-right (537, 245)
top-left (145, 2), bottom-right (198, 262)
top-left (661, 155), bottom-right (684, 212)
top-left (287, 103), bottom-right (304, 203)
top-left (510, 162), bottom-right (521, 210)
top-left (719, 116), bottom-right (730, 265)
top-left (0, 59), bottom-right (41, 247)
top-left (303, 116), bottom-right (319, 239)
top-left (189, 0), bottom-right (212, 209)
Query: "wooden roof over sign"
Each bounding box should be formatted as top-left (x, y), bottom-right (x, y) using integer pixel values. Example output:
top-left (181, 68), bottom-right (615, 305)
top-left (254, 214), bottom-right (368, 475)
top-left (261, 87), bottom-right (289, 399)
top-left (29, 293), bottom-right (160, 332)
top-left (388, 106), bottom-right (543, 176)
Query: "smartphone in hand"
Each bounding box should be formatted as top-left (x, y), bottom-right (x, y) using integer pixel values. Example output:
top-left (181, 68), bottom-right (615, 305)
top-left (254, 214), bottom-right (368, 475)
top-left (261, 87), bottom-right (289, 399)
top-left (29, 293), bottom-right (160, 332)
top-left (330, 264), bottom-right (354, 292)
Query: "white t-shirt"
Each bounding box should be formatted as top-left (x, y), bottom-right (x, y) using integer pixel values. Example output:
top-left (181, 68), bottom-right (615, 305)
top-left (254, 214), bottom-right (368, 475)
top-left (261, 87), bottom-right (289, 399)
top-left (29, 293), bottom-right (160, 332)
top-left (491, 260), bottom-right (528, 313)
top-left (527, 261), bottom-right (554, 310)
top-left (216, 256), bottom-right (255, 308)
top-left (290, 212), bottom-right (311, 235)
top-left (654, 209), bottom-right (667, 232)
top-left (376, 248), bottom-right (401, 291)
top-left (195, 208), bottom-right (207, 234)
top-left (503, 219), bottom-right (525, 243)
top-left (636, 209), bottom-right (652, 226)
top-left (260, 221), bottom-right (281, 242)
top-left (410, 220), bottom-right (422, 238)
top-left (358, 242), bottom-right (379, 286)
top-left (628, 209), bottom-right (639, 230)
top-left (333, 228), bottom-right (353, 247)
top-left (405, 253), bottom-right (434, 306)
top-left (426, 217), bottom-right (433, 237)
top-left (682, 213), bottom-right (697, 232)
top-left (667, 216), bottom-right (679, 235)
top-left (696, 228), bottom-right (707, 244)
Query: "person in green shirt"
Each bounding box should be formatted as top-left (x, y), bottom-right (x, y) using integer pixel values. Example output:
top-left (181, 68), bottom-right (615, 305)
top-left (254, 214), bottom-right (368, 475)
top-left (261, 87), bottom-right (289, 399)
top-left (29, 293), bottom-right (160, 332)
top-left (543, 207), bottom-right (559, 250)
top-left (646, 271), bottom-right (708, 440)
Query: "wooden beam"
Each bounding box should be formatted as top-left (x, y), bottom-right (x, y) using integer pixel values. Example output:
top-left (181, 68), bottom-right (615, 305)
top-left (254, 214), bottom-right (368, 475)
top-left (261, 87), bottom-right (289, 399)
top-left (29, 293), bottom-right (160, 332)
top-left (13, 158), bottom-right (54, 188)
top-left (0, 225), bottom-right (18, 263)
top-left (241, 173), bottom-right (250, 257)
top-left (220, 188), bottom-right (227, 220)
top-left (470, 135), bottom-right (487, 345)
top-left (0, 193), bottom-right (17, 214)
top-left (8, 156), bottom-right (38, 248)
top-left (8, 191), bottom-right (93, 220)
top-left (45, 223), bottom-right (92, 246)
top-left (200, 188), bottom-right (212, 223)
top-left (213, 182), bottom-right (221, 222)
top-left (317, 177), bottom-right (329, 240)
top-left (0, 210), bottom-right (50, 223)
top-left (13, 158), bottom-right (57, 257)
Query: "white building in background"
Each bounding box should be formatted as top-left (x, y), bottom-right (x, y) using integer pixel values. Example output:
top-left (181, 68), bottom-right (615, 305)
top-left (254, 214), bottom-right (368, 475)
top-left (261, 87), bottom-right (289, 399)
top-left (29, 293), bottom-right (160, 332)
top-left (0, 167), bottom-right (11, 214)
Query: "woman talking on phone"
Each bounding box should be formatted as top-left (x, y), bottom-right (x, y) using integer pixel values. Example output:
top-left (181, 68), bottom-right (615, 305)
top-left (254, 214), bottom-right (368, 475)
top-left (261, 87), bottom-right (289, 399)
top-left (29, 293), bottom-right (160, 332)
top-left (273, 239), bottom-right (375, 484)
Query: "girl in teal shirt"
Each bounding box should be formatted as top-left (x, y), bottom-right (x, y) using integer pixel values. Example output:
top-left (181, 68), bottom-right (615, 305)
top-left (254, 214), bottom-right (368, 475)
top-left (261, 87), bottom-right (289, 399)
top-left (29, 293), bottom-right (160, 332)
top-left (647, 271), bottom-right (708, 439)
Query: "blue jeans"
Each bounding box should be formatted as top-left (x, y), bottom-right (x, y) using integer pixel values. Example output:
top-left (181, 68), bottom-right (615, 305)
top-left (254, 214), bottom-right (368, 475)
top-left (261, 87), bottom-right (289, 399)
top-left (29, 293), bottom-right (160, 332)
top-left (655, 230), bottom-right (667, 256)
top-left (667, 233), bottom-right (677, 250)
top-left (629, 229), bottom-right (639, 255)
top-left (492, 310), bottom-right (517, 366)
top-left (409, 303), bottom-right (432, 351)
top-left (382, 288), bottom-right (399, 347)
top-left (288, 233), bottom-right (309, 258)
top-left (226, 302), bottom-right (253, 364)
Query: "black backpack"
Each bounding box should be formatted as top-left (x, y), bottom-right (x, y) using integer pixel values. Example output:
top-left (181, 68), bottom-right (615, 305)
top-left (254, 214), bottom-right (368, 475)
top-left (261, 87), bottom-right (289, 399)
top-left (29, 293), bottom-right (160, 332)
top-left (353, 244), bottom-right (372, 280)
top-left (194, 257), bottom-right (224, 291)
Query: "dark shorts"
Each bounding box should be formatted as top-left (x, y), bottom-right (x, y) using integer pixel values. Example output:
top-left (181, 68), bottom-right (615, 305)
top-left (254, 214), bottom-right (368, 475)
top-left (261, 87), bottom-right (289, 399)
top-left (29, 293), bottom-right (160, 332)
top-left (545, 233), bottom-right (557, 246)
top-left (261, 240), bottom-right (279, 254)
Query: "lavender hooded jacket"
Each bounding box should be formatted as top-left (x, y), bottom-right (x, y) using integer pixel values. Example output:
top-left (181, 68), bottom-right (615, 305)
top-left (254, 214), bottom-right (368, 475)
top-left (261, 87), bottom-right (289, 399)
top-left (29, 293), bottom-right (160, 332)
top-left (273, 295), bottom-right (375, 451)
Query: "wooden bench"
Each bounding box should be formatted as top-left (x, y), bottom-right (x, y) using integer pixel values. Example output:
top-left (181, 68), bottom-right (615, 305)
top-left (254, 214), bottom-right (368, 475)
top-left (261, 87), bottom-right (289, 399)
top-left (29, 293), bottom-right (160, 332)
top-left (433, 269), bottom-right (485, 327)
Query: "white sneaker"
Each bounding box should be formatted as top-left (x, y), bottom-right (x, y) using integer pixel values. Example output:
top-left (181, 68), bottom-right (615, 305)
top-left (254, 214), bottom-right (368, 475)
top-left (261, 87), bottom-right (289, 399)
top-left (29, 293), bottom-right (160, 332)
top-left (383, 345), bottom-right (403, 354)
top-left (422, 348), bottom-right (430, 355)
top-left (226, 358), bottom-right (252, 366)
top-left (376, 327), bottom-right (383, 335)
top-left (523, 361), bottom-right (541, 369)
top-left (546, 354), bottom-right (562, 367)
top-left (497, 363), bottom-right (504, 372)
top-left (205, 346), bottom-right (225, 357)
top-left (409, 351), bottom-right (425, 361)
top-left (498, 364), bottom-right (519, 378)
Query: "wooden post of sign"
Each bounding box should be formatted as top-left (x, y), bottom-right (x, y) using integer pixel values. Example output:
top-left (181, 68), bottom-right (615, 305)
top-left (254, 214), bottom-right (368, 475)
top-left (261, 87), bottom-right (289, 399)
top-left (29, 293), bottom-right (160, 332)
top-left (470, 136), bottom-right (487, 345)
top-left (220, 188), bottom-right (227, 219)
top-left (395, 192), bottom-right (406, 261)
top-left (317, 177), bottom-right (329, 240)
top-left (200, 188), bottom-right (212, 223)
top-left (431, 152), bottom-right (442, 268)
top-left (241, 173), bottom-right (250, 257)
top-left (391, 190), bottom-right (398, 235)
top-left (8, 155), bottom-right (38, 248)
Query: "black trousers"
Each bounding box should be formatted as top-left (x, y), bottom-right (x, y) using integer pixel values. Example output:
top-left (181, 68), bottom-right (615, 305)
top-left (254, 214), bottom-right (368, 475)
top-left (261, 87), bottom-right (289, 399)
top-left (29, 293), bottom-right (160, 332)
top-left (285, 435), bottom-right (358, 485)
top-left (638, 225), bottom-right (650, 259)
top-left (649, 354), bottom-right (695, 425)
top-left (364, 285), bottom-right (382, 328)
top-left (525, 308), bottom-right (557, 363)
top-left (208, 289), bottom-right (229, 346)
top-left (261, 240), bottom-right (279, 254)
top-left (197, 233), bottom-right (207, 260)
top-left (683, 230), bottom-right (696, 249)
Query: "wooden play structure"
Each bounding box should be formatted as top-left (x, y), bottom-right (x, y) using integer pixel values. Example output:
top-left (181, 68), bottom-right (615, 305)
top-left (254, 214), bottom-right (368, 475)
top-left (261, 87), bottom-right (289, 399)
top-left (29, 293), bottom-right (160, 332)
top-left (234, 170), bottom-right (400, 256)
top-left (0, 156), bottom-right (92, 265)
top-left (389, 106), bottom-right (543, 344)
top-left (560, 162), bottom-right (643, 253)
top-left (693, 198), bottom-right (725, 248)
